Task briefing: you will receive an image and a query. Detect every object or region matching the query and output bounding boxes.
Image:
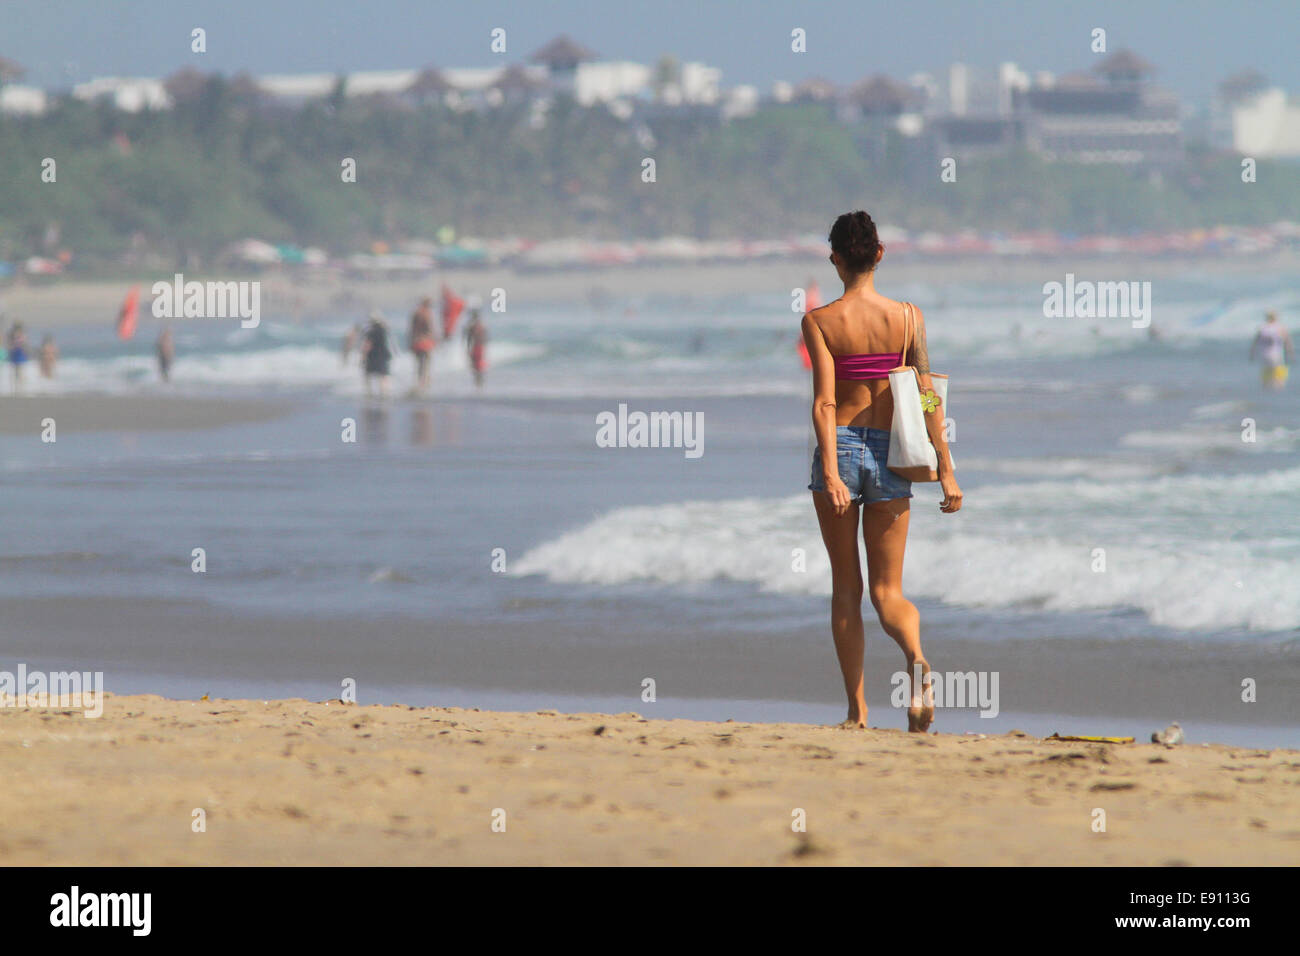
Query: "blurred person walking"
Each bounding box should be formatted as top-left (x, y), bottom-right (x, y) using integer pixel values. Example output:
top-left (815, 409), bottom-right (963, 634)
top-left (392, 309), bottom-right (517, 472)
top-left (362, 311), bottom-right (394, 399)
top-left (7, 321), bottom-right (30, 392)
top-left (409, 297), bottom-right (436, 393)
top-left (1250, 311), bottom-right (1294, 389)
top-left (38, 334), bottom-right (59, 378)
top-left (342, 323), bottom-right (361, 367)
top-left (156, 326), bottom-right (175, 383)
top-left (464, 308), bottom-right (488, 388)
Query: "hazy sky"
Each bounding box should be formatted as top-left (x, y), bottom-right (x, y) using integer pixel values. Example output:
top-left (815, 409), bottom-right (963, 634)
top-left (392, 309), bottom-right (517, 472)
top-left (6, 0), bottom-right (1296, 108)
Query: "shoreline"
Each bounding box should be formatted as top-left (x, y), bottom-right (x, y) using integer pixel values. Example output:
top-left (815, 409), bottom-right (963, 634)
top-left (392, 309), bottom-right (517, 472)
top-left (0, 393), bottom-right (294, 434)
top-left (1, 691), bottom-right (1294, 865)
top-left (42, 670), bottom-right (1300, 750)
top-left (6, 596), bottom-right (1295, 739)
top-left (2, 252), bottom-right (1296, 329)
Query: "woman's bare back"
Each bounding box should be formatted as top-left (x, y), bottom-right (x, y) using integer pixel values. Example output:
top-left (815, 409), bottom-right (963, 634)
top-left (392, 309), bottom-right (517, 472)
top-left (809, 293), bottom-right (912, 428)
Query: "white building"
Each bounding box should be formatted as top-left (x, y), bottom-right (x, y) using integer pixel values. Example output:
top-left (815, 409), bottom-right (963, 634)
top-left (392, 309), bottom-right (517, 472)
top-left (569, 60), bottom-right (719, 106)
top-left (722, 85), bottom-right (759, 120)
top-left (997, 62), bottom-right (1030, 115)
top-left (256, 69), bottom-right (423, 102)
top-left (48, 46), bottom-right (723, 115)
top-left (947, 62), bottom-right (1017, 116)
top-left (574, 61), bottom-right (650, 105)
top-left (679, 62), bottom-right (721, 104)
top-left (0, 84), bottom-right (46, 115)
top-left (72, 76), bottom-right (170, 112)
top-left (1230, 88), bottom-right (1300, 158)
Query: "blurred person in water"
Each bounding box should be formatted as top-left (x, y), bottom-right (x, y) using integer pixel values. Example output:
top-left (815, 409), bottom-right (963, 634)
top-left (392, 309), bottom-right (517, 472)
top-left (362, 311), bottom-right (394, 399)
top-left (6, 321), bottom-right (30, 392)
top-left (463, 308), bottom-right (488, 388)
top-left (409, 297), bottom-right (436, 393)
top-left (156, 326), bottom-right (175, 383)
top-left (1250, 311), bottom-right (1294, 390)
top-left (39, 334), bottom-right (58, 378)
top-left (342, 323), bottom-right (361, 367)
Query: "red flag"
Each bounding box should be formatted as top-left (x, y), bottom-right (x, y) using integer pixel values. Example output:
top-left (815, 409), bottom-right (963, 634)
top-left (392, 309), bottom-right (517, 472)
top-left (797, 281), bottom-right (821, 369)
top-left (440, 284), bottom-right (465, 339)
top-left (116, 285), bottom-right (140, 340)
top-left (806, 281), bottom-right (822, 311)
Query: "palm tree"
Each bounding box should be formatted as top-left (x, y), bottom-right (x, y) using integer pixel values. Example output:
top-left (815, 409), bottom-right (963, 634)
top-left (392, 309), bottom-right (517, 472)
top-left (653, 54), bottom-right (680, 101)
top-left (163, 67), bottom-right (211, 105)
top-left (406, 67), bottom-right (454, 107)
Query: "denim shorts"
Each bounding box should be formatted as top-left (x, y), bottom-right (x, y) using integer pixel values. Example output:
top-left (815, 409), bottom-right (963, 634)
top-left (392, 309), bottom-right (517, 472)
top-left (808, 426), bottom-right (913, 504)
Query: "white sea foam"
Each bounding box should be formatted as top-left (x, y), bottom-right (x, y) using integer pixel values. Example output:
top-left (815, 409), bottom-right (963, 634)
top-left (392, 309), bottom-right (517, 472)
top-left (28, 341), bottom-right (547, 395)
top-left (955, 457), bottom-right (1167, 480)
top-left (1120, 424), bottom-right (1300, 453)
top-left (28, 287), bottom-right (1289, 401)
top-left (1191, 400), bottom-right (1251, 420)
top-left (512, 466), bottom-right (1300, 633)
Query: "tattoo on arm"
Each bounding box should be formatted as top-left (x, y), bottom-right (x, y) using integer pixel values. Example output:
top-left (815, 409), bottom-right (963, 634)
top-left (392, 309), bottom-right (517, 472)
top-left (913, 323), bottom-right (931, 375)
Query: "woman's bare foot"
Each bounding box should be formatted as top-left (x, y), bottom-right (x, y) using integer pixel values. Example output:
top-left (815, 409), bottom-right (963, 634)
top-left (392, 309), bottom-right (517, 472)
top-left (834, 704), bottom-right (867, 729)
top-left (906, 657), bottom-right (934, 732)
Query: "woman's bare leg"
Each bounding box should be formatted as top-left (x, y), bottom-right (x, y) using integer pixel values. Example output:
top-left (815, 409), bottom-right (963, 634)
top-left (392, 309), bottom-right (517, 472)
top-left (862, 498), bottom-right (932, 731)
top-left (813, 493), bottom-right (867, 727)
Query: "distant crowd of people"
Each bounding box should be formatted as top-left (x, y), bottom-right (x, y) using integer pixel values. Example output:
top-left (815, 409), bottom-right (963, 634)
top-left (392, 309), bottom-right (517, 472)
top-left (2, 318), bottom-right (173, 393)
top-left (2, 284), bottom-right (490, 397)
top-left (342, 293), bottom-right (489, 399)
top-left (0, 297), bottom-right (1289, 397)
top-left (3, 321), bottom-right (59, 392)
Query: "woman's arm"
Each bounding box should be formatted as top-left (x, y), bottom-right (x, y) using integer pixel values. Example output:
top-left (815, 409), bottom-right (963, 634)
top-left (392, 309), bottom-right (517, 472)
top-left (908, 306), bottom-right (962, 513)
top-left (801, 314), bottom-right (851, 515)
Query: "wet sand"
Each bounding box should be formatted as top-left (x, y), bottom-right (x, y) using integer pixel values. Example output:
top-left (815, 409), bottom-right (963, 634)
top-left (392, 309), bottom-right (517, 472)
top-left (0, 394), bottom-right (292, 434)
top-left (6, 597), bottom-right (1299, 736)
top-left (0, 693), bottom-right (1295, 865)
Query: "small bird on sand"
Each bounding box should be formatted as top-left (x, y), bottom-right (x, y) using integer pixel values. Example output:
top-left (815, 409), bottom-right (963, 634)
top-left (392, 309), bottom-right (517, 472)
top-left (1151, 722), bottom-right (1184, 746)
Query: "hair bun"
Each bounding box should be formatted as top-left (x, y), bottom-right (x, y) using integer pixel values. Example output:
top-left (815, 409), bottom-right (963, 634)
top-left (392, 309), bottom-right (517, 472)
top-left (829, 210), bottom-right (881, 274)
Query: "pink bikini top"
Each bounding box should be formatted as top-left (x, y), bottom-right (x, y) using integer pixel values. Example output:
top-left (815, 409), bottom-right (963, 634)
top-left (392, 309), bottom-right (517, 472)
top-left (832, 352), bottom-right (902, 380)
top-left (830, 302), bottom-right (914, 381)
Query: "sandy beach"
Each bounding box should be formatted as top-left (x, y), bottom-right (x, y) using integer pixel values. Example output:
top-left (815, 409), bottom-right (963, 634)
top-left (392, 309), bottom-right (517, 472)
top-left (1, 693), bottom-right (1295, 865)
top-left (2, 255), bottom-right (1297, 868)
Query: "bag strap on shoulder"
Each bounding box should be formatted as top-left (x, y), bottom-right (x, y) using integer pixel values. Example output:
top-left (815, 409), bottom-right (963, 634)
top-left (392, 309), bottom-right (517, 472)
top-left (900, 301), bottom-right (914, 366)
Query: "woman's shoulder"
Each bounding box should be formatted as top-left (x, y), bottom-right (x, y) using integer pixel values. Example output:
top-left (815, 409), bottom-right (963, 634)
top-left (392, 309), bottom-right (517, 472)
top-left (802, 296), bottom-right (842, 331)
top-left (882, 296), bottom-right (923, 327)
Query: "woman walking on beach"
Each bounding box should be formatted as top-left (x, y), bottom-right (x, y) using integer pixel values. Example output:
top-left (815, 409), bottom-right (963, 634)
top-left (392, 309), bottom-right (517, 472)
top-left (803, 211), bottom-right (961, 732)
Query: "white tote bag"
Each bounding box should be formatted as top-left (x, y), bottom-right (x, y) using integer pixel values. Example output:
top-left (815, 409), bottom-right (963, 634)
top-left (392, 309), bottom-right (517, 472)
top-left (887, 303), bottom-right (951, 482)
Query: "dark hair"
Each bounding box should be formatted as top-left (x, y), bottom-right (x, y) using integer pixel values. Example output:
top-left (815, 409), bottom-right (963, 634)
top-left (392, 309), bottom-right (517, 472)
top-left (828, 210), bottom-right (881, 274)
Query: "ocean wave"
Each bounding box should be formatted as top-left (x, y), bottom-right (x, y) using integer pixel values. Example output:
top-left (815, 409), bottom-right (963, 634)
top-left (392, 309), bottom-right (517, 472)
top-left (1120, 424), bottom-right (1300, 454)
top-left (511, 466), bottom-right (1300, 634)
top-left (26, 340), bottom-right (548, 396)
